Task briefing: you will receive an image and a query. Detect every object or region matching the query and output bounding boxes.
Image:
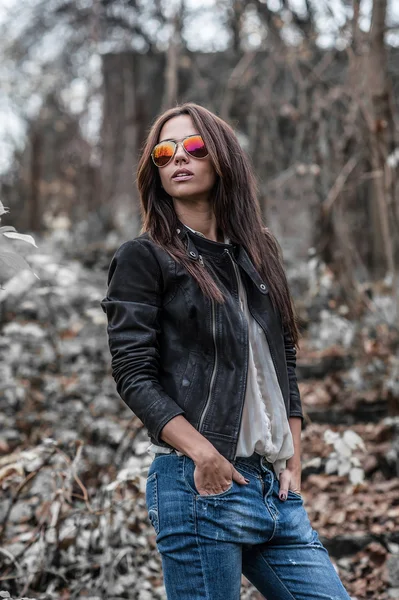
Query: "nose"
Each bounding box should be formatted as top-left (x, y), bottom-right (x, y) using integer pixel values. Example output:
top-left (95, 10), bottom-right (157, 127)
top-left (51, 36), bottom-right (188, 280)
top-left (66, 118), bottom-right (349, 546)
top-left (174, 141), bottom-right (189, 163)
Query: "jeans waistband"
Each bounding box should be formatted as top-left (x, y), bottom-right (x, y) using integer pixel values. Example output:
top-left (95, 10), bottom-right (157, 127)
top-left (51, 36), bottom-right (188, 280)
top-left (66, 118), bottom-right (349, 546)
top-left (233, 452), bottom-right (275, 474)
top-left (158, 449), bottom-right (275, 474)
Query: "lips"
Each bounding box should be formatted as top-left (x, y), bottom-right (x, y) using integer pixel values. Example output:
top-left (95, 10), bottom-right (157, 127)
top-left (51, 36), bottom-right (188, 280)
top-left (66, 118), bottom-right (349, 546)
top-left (172, 168), bottom-right (194, 180)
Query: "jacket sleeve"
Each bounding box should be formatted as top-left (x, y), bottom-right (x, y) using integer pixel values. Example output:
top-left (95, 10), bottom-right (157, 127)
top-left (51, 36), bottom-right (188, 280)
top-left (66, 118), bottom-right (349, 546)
top-left (101, 240), bottom-right (185, 443)
top-left (283, 324), bottom-right (305, 427)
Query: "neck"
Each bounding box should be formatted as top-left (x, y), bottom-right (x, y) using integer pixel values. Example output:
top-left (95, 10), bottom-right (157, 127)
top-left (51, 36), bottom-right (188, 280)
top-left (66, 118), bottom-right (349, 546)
top-left (174, 199), bottom-right (223, 243)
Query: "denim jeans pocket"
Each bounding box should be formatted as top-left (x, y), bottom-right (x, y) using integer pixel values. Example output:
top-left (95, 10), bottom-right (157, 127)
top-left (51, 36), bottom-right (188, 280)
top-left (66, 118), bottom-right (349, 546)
top-left (183, 456), bottom-right (234, 499)
top-left (288, 489), bottom-right (303, 500)
top-left (145, 472), bottom-right (160, 533)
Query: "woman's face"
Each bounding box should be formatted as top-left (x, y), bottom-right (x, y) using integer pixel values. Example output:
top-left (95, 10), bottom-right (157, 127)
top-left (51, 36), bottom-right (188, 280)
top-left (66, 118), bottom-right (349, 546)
top-left (156, 115), bottom-right (217, 204)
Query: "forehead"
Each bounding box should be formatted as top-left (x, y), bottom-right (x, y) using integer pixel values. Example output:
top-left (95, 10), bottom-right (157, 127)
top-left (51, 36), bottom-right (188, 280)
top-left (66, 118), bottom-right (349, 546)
top-left (159, 114), bottom-right (197, 142)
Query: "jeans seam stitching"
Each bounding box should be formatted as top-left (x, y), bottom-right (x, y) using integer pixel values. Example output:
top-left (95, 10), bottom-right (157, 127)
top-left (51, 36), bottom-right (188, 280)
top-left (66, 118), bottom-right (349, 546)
top-left (264, 477), bottom-right (277, 542)
top-left (154, 473), bottom-right (159, 534)
top-left (195, 512), bottom-right (211, 600)
top-left (147, 472), bottom-right (160, 535)
top-left (258, 553), bottom-right (297, 600)
top-left (265, 502), bottom-right (277, 542)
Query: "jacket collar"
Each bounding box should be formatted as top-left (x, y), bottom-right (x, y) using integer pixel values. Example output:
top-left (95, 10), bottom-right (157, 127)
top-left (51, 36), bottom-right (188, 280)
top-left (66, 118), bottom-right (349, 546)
top-left (176, 219), bottom-right (234, 258)
top-left (175, 219), bottom-right (269, 295)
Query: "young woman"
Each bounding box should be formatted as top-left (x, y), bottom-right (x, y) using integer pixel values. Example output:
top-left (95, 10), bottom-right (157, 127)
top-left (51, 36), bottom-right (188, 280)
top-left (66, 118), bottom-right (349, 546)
top-left (101, 102), bottom-right (352, 600)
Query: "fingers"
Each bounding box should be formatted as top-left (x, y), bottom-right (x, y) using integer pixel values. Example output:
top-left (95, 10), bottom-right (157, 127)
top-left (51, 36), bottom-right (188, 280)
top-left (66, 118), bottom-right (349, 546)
top-left (278, 471), bottom-right (290, 501)
top-left (232, 467), bottom-right (249, 486)
top-left (195, 477), bottom-right (232, 496)
top-left (194, 465), bottom-right (249, 496)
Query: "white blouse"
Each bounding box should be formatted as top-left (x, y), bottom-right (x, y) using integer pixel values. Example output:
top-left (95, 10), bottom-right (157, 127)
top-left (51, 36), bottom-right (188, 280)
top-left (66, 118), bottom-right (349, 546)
top-left (233, 253), bottom-right (294, 478)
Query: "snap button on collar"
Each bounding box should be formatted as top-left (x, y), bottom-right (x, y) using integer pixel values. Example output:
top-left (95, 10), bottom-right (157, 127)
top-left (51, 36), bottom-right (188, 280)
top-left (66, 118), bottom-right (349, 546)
top-left (260, 283), bottom-right (266, 290)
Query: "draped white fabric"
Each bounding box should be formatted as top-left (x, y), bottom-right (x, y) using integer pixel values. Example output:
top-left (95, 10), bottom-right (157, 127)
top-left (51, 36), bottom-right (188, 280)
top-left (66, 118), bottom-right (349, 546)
top-left (234, 263), bottom-right (294, 479)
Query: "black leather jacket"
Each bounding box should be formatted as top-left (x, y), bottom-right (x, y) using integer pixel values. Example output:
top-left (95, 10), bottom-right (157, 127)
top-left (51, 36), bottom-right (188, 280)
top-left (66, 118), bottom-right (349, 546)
top-left (101, 221), bottom-right (304, 461)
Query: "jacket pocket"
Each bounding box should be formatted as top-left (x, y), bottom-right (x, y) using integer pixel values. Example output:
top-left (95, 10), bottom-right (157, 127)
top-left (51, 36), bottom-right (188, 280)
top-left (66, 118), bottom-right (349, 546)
top-left (145, 472), bottom-right (160, 533)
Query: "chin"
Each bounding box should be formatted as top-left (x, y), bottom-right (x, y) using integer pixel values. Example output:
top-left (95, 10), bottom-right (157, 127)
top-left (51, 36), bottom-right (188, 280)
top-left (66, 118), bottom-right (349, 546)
top-left (171, 187), bottom-right (210, 200)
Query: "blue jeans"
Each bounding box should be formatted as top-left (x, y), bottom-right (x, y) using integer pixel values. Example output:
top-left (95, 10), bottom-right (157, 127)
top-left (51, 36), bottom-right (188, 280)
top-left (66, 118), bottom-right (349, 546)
top-left (145, 451), bottom-right (352, 600)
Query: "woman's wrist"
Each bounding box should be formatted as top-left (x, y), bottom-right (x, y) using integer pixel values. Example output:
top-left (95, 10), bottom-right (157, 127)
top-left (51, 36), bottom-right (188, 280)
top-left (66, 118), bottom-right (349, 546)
top-left (160, 415), bottom-right (219, 464)
top-left (286, 455), bottom-right (301, 470)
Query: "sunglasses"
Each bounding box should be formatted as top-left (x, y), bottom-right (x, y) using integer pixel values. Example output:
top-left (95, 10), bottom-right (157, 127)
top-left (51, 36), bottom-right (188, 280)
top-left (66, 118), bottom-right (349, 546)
top-left (151, 134), bottom-right (208, 168)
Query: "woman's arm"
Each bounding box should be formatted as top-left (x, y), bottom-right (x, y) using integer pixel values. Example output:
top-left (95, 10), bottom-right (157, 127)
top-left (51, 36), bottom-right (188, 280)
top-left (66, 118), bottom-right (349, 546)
top-left (287, 416), bottom-right (302, 480)
top-left (101, 240), bottom-right (185, 442)
top-left (279, 324), bottom-right (304, 500)
top-left (277, 417), bottom-right (302, 500)
top-left (283, 325), bottom-right (304, 423)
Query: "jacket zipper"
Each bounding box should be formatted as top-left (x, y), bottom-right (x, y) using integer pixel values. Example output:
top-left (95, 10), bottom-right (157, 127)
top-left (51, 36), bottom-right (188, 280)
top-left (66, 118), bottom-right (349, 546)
top-left (198, 254), bottom-right (217, 432)
top-left (225, 249), bottom-right (243, 310)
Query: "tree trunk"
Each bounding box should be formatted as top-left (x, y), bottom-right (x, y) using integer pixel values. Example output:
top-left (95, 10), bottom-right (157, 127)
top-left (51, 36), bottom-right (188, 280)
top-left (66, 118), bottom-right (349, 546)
top-left (367, 0), bottom-right (397, 278)
top-left (100, 52), bottom-right (164, 236)
top-left (29, 129), bottom-right (42, 232)
top-left (163, 3), bottom-right (183, 110)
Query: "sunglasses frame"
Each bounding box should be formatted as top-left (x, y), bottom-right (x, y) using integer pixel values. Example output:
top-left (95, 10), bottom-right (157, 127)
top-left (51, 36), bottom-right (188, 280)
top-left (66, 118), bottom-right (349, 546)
top-left (151, 134), bottom-right (209, 168)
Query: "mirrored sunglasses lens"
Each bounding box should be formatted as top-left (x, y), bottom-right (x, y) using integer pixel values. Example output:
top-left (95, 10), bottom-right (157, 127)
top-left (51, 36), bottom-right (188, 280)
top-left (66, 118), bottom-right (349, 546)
top-left (183, 135), bottom-right (208, 158)
top-left (153, 142), bottom-right (175, 166)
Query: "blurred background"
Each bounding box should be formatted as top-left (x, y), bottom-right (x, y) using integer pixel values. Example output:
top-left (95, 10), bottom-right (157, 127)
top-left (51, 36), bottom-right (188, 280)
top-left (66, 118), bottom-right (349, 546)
top-left (0, 1), bottom-right (399, 599)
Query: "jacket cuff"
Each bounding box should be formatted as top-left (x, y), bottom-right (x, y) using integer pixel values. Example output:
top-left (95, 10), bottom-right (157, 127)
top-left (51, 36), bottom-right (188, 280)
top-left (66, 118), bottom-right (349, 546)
top-left (289, 411), bottom-right (305, 430)
top-left (144, 399), bottom-right (185, 445)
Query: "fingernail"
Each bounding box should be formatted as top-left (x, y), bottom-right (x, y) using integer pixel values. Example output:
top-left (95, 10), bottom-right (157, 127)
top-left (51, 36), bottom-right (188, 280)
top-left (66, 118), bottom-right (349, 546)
top-left (280, 494), bottom-right (287, 501)
top-left (244, 478), bottom-right (250, 483)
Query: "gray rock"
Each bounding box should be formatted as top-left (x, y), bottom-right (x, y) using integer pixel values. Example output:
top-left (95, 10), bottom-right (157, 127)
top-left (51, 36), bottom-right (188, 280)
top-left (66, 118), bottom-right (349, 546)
top-left (3, 542), bottom-right (26, 558)
top-left (388, 554), bottom-right (399, 587)
top-left (90, 394), bottom-right (119, 415)
top-left (9, 501), bottom-right (33, 524)
top-left (84, 444), bottom-right (115, 467)
top-left (28, 469), bottom-right (55, 496)
top-left (308, 310), bottom-right (356, 351)
top-left (89, 417), bottom-right (124, 445)
top-left (57, 429), bottom-right (79, 444)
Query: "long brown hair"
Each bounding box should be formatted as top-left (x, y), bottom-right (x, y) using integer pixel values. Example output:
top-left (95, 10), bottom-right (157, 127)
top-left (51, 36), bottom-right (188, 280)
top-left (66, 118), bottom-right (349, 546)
top-left (137, 102), bottom-right (300, 347)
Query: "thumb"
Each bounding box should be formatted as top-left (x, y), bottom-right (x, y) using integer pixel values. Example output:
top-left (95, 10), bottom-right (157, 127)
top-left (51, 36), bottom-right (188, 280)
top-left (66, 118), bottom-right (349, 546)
top-left (232, 467), bottom-right (249, 486)
top-left (279, 473), bottom-right (290, 501)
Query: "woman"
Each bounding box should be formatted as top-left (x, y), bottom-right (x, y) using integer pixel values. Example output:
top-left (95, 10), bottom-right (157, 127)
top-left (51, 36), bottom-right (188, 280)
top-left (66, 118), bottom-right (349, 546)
top-left (101, 102), bottom-right (351, 599)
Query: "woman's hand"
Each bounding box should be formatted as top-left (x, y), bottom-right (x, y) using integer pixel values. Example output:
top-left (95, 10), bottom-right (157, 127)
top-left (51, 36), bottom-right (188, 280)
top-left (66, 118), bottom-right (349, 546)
top-left (194, 451), bottom-right (249, 496)
top-left (278, 463), bottom-right (302, 501)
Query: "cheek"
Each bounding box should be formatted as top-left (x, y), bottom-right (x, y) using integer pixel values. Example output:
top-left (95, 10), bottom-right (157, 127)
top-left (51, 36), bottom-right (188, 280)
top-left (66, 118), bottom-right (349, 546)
top-left (158, 170), bottom-right (169, 189)
top-left (200, 161), bottom-right (217, 187)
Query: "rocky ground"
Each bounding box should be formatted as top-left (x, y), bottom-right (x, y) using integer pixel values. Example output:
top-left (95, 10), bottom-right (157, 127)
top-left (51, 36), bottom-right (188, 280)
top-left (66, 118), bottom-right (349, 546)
top-left (0, 234), bottom-right (398, 599)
